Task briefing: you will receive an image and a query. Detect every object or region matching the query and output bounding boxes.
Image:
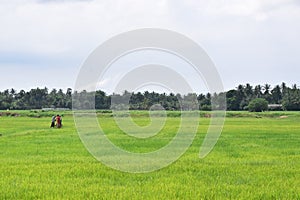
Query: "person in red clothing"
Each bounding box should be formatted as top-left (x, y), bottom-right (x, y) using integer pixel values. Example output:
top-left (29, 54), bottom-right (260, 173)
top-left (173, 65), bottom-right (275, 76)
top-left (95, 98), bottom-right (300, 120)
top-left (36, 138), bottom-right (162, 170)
top-left (56, 115), bottom-right (62, 128)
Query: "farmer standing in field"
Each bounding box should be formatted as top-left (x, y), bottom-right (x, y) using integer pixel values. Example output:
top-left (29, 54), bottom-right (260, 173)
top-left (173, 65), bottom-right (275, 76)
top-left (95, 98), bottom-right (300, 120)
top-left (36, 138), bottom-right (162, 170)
top-left (50, 115), bottom-right (56, 128)
top-left (56, 115), bottom-right (62, 128)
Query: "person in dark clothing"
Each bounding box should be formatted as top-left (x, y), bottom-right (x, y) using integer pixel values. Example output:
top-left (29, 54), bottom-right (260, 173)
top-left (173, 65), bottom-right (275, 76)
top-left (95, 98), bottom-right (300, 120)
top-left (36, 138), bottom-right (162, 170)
top-left (50, 116), bottom-right (56, 128)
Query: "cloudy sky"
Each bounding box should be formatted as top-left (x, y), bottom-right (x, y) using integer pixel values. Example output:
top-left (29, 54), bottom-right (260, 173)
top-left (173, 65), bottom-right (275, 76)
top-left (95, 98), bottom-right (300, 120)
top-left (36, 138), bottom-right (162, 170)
top-left (0, 0), bottom-right (299, 93)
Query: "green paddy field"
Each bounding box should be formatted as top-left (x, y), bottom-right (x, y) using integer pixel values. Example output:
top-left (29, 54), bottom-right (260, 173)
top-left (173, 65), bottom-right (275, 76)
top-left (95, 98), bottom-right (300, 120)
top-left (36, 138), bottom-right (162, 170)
top-left (0, 111), bottom-right (299, 199)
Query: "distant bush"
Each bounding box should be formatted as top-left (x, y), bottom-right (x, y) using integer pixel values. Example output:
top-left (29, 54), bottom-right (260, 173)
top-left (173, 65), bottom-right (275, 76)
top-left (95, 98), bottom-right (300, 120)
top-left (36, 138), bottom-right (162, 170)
top-left (248, 98), bottom-right (268, 112)
top-left (96, 110), bottom-right (112, 114)
top-left (200, 105), bottom-right (212, 111)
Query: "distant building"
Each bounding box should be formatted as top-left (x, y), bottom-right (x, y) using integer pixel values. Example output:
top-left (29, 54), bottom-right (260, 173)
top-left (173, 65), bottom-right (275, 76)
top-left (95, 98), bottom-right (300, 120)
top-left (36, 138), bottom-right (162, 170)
top-left (42, 108), bottom-right (70, 111)
top-left (42, 108), bottom-right (54, 111)
top-left (268, 104), bottom-right (282, 110)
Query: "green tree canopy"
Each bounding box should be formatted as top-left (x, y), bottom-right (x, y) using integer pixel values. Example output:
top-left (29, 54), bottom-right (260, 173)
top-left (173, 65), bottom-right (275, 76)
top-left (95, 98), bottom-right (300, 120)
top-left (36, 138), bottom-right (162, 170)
top-left (248, 98), bottom-right (268, 112)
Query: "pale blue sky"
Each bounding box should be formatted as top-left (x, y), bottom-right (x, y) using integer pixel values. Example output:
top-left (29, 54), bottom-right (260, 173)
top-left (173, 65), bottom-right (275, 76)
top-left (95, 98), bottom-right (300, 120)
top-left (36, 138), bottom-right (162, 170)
top-left (0, 0), bottom-right (299, 93)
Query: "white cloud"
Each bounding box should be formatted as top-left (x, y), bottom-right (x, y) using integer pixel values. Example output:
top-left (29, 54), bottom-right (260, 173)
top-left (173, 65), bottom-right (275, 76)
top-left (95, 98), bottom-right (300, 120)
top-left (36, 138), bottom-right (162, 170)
top-left (0, 0), bottom-right (299, 91)
top-left (0, 0), bottom-right (171, 56)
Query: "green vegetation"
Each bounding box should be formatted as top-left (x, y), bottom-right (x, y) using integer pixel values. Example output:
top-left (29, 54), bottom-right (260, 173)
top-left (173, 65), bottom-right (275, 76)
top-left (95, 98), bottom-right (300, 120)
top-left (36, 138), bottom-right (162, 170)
top-left (1, 82), bottom-right (300, 111)
top-left (0, 110), bottom-right (299, 199)
top-left (248, 98), bottom-right (268, 112)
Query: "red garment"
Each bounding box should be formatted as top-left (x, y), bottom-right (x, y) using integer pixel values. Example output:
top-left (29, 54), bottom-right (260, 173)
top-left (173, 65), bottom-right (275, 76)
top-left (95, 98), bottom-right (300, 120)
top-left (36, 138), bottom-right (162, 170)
top-left (56, 116), bottom-right (61, 124)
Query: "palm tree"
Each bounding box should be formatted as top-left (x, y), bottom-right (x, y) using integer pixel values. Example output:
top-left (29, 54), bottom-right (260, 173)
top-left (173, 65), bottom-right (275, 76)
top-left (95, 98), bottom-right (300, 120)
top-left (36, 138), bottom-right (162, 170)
top-left (271, 85), bottom-right (282, 104)
top-left (281, 82), bottom-right (287, 96)
top-left (244, 83), bottom-right (254, 99)
top-left (263, 84), bottom-right (271, 95)
top-left (254, 85), bottom-right (262, 98)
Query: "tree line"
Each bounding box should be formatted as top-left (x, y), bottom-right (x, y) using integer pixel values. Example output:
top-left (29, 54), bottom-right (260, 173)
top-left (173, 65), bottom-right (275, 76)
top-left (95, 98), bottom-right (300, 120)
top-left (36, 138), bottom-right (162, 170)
top-left (0, 82), bottom-right (300, 111)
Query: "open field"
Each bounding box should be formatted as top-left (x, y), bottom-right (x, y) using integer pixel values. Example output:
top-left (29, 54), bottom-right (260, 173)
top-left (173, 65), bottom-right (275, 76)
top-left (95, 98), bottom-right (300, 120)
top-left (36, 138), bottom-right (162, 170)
top-left (0, 111), bottom-right (299, 199)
